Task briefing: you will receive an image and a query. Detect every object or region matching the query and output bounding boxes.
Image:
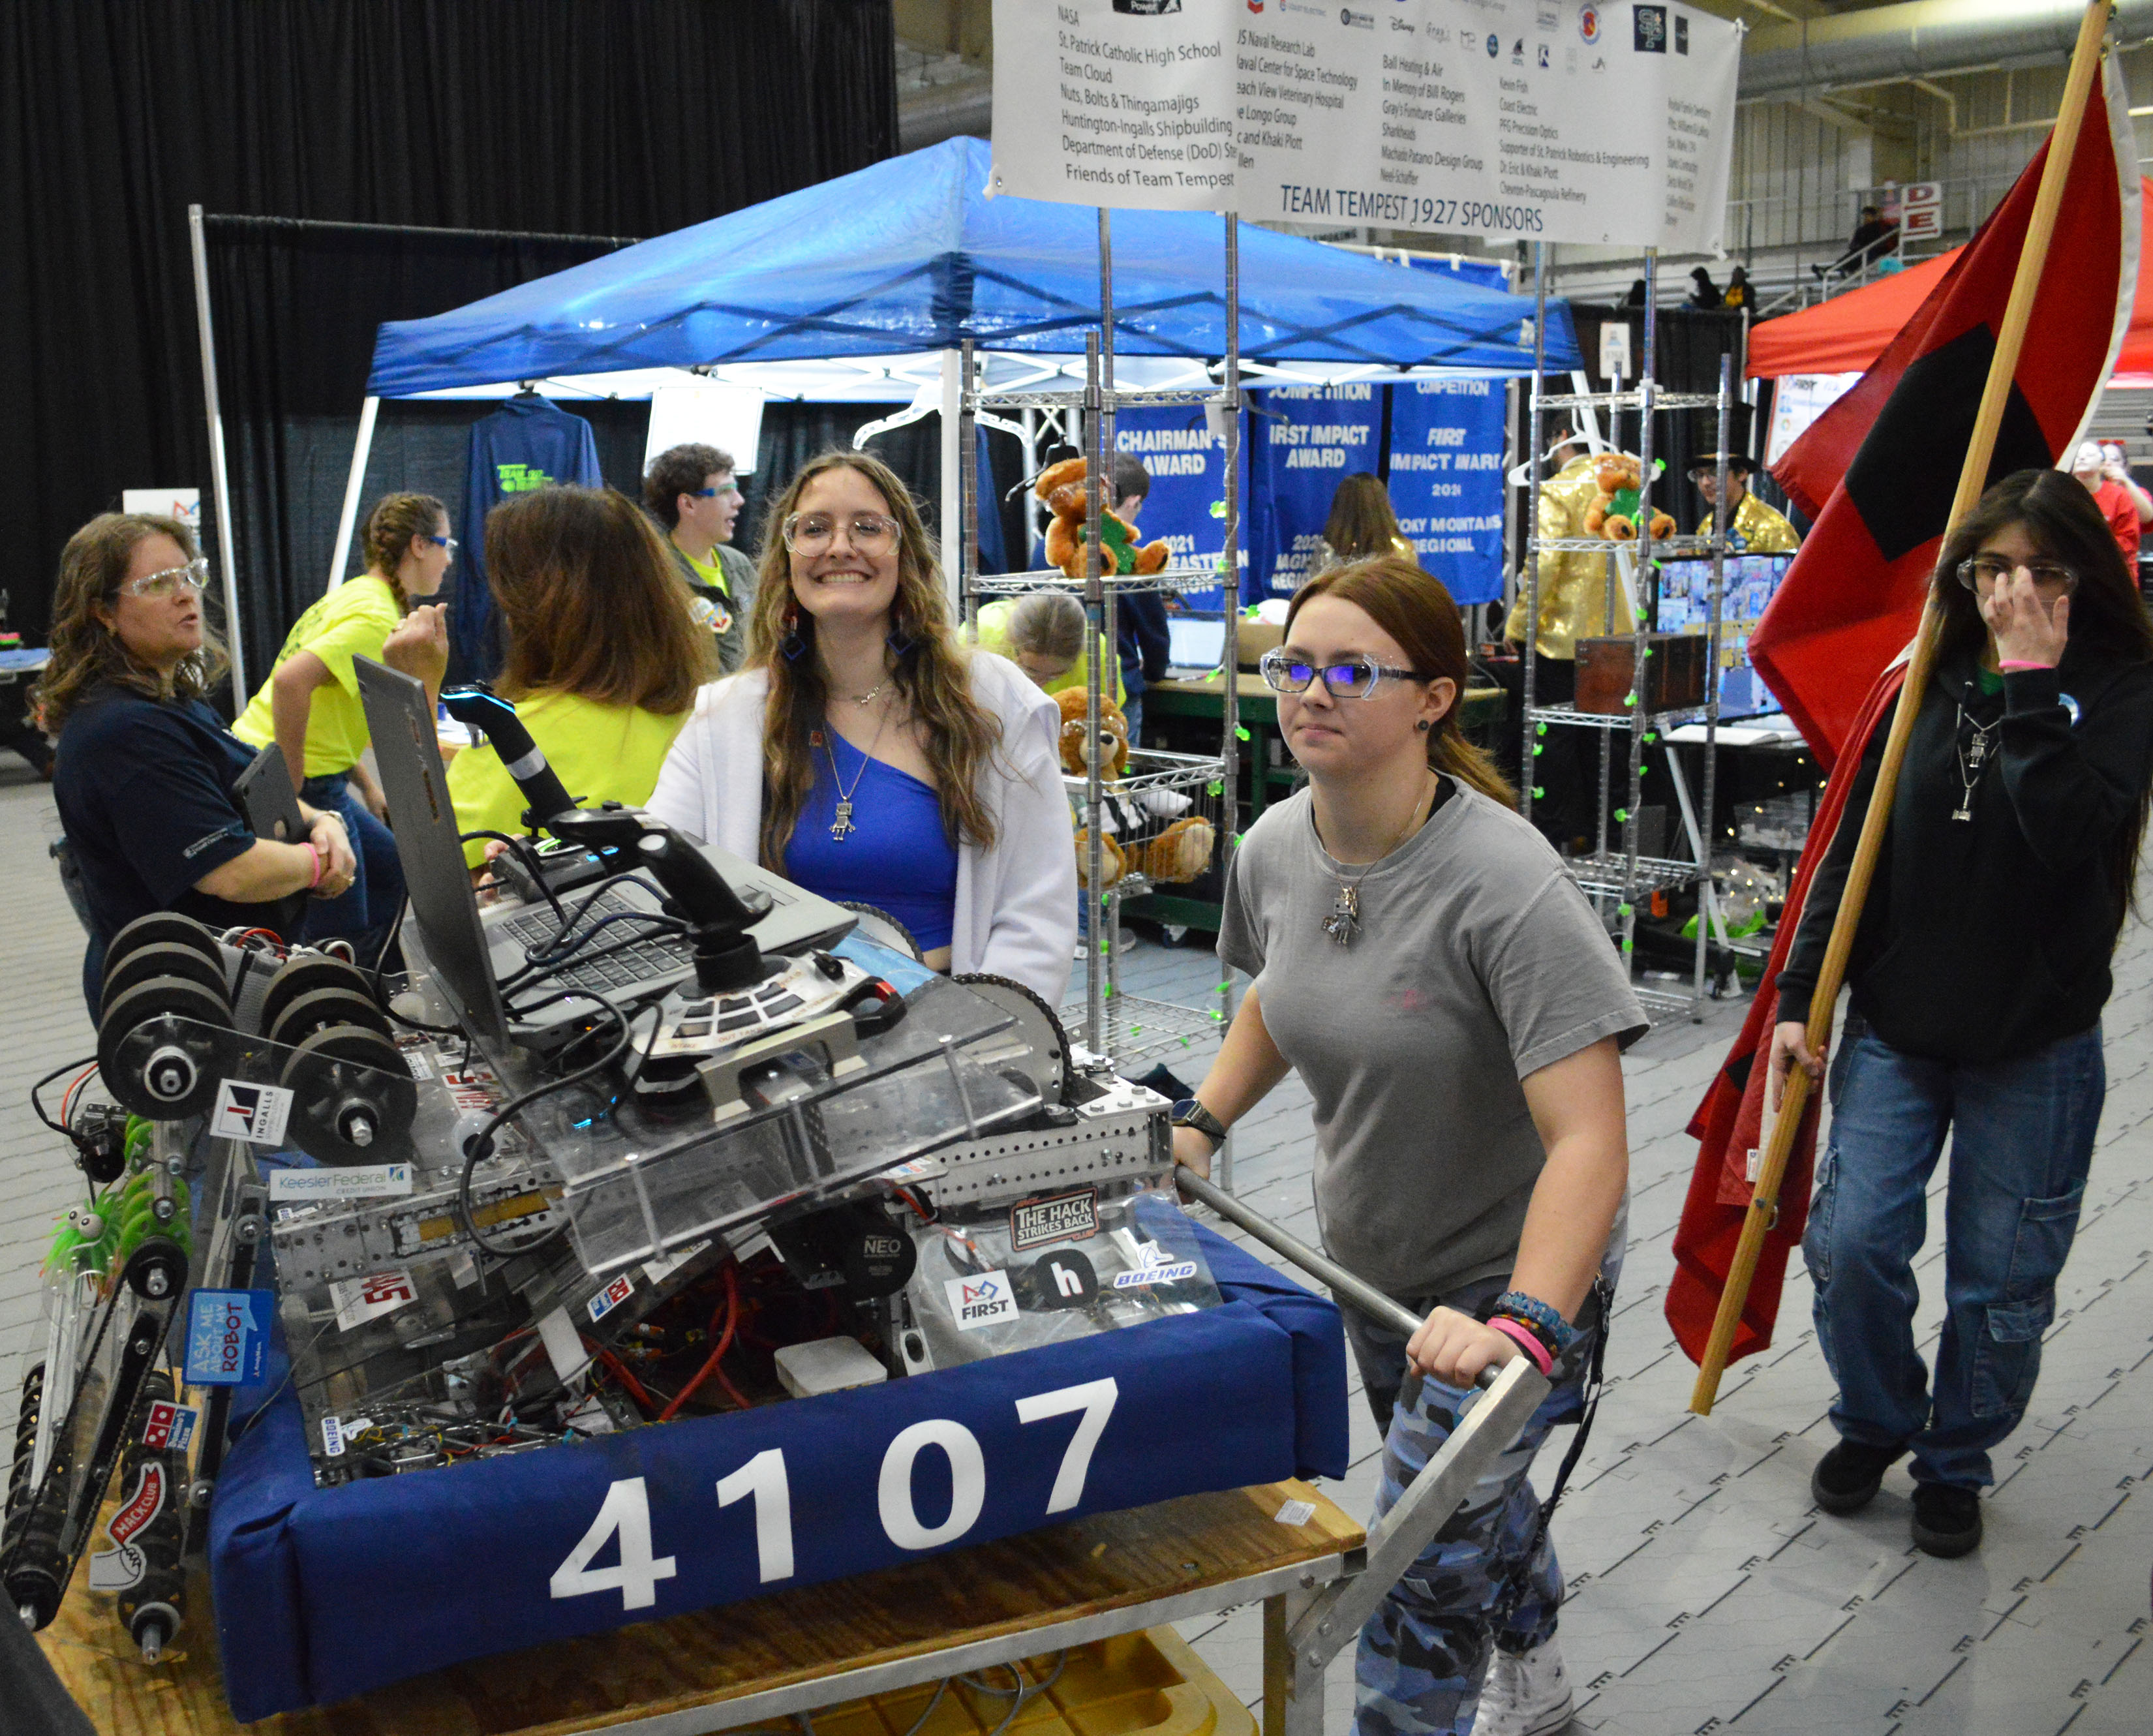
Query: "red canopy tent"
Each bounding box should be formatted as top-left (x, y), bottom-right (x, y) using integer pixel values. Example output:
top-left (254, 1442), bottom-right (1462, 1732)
top-left (1747, 178), bottom-right (2153, 382)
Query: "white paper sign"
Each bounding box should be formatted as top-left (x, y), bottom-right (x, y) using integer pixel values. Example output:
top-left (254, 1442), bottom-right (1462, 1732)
top-left (211, 1079), bottom-right (294, 1146)
top-left (990, 0), bottom-right (1741, 253)
top-left (329, 1268), bottom-right (420, 1332)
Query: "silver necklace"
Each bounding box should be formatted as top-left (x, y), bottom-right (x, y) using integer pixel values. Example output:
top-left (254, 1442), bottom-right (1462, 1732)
top-left (822, 710), bottom-right (892, 842)
top-left (1953, 699), bottom-right (1998, 823)
top-left (847, 680), bottom-right (887, 707)
top-left (1319, 776), bottom-right (1433, 946)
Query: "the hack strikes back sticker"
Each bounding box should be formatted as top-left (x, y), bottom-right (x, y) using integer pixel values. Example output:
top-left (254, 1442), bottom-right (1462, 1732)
top-left (1009, 1187), bottom-right (1099, 1251)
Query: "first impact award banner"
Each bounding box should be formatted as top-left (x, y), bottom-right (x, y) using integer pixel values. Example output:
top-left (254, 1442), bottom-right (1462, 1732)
top-left (990, 0), bottom-right (1740, 252)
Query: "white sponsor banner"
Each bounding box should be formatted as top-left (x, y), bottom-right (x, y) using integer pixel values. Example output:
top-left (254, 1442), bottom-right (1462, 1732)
top-left (990, 0), bottom-right (1741, 253)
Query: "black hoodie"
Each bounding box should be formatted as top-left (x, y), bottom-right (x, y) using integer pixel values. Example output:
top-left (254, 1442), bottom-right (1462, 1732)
top-left (1777, 644), bottom-right (2153, 1064)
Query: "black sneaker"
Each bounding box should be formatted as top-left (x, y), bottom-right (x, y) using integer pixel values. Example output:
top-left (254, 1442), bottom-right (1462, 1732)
top-left (1911, 1483), bottom-right (1983, 1558)
top-left (1811, 1440), bottom-right (1904, 1514)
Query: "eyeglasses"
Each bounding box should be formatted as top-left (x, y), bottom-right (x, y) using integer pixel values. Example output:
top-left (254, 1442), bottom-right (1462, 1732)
top-left (421, 533), bottom-right (459, 554)
top-left (1957, 555), bottom-right (2077, 594)
top-left (782, 511), bottom-right (902, 558)
top-left (120, 558), bottom-right (209, 600)
top-left (694, 483), bottom-right (742, 501)
top-left (1257, 648), bottom-right (1429, 699)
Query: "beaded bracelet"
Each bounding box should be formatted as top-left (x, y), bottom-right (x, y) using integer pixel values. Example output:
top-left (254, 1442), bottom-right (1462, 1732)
top-left (1486, 1315), bottom-right (1554, 1376)
top-left (1492, 1290), bottom-right (1578, 1355)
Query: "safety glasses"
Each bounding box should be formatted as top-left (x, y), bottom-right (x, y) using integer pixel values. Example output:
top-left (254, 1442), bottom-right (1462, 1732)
top-left (120, 558), bottom-right (209, 600)
top-left (1258, 648), bottom-right (1429, 699)
top-left (1957, 555), bottom-right (2077, 595)
top-left (783, 511), bottom-right (901, 558)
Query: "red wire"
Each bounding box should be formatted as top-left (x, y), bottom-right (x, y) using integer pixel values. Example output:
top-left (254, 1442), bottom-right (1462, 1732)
top-left (660, 1264), bottom-right (743, 1422)
top-left (59, 1064), bottom-right (97, 1127)
top-left (597, 1348), bottom-right (657, 1416)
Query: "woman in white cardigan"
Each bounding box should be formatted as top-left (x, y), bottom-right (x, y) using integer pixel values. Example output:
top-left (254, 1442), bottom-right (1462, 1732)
top-left (647, 451), bottom-right (1077, 1005)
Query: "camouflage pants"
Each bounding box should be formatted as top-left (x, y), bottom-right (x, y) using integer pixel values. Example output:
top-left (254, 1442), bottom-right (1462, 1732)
top-left (1342, 1232), bottom-right (1622, 1736)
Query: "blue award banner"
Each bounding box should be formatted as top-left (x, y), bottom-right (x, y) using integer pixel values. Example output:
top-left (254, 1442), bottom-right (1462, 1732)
top-left (1252, 385), bottom-right (1382, 598)
top-left (1386, 380), bottom-right (1508, 606)
top-left (1109, 406), bottom-right (1252, 612)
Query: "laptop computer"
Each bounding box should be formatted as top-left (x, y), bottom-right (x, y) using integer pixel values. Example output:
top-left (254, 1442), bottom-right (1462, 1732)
top-left (354, 658), bottom-right (854, 1048)
top-left (1165, 615), bottom-right (1225, 679)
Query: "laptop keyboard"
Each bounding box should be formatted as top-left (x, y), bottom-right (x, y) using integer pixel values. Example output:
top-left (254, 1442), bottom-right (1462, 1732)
top-left (502, 889), bottom-right (692, 994)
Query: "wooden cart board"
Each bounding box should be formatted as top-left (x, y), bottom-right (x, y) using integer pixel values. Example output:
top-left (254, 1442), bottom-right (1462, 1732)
top-left (38, 1480), bottom-right (1362, 1736)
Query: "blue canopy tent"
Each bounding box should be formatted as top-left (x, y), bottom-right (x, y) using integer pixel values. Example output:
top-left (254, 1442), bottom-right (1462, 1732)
top-left (342, 138), bottom-right (1577, 620)
top-left (367, 138), bottom-right (1576, 393)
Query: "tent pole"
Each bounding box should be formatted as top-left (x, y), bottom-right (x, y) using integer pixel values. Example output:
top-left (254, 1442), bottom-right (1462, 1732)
top-left (959, 340), bottom-right (979, 641)
top-left (189, 204), bottom-right (248, 710)
top-left (328, 396), bottom-right (380, 594)
top-left (1083, 331), bottom-right (1108, 1058)
top-left (940, 349), bottom-right (964, 614)
top-left (1217, 209), bottom-right (1242, 1197)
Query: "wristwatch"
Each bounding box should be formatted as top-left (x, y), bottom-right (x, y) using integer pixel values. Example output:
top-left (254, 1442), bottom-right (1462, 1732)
top-left (1169, 1097), bottom-right (1229, 1148)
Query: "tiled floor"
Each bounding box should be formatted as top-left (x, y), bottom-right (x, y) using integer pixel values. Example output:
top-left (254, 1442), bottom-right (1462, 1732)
top-left (5, 760), bottom-right (2151, 1731)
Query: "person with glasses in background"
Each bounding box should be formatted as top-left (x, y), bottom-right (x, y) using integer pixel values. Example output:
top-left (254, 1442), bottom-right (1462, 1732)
top-left (230, 494), bottom-right (451, 956)
top-left (36, 515), bottom-right (358, 1014)
top-left (1773, 469), bottom-right (2153, 1562)
top-left (645, 442), bottom-right (757, 673)
top-left (1168, 554), bottom-right (1645, 1736)
top-left (648, 451), bottom-right (1076, 1002)
top-left (2068, 439), bottom-right (2152, 566)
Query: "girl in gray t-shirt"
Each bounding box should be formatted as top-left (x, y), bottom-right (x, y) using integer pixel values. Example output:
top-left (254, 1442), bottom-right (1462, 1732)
top-left (1170, 556), bottom-right (1643, 1736)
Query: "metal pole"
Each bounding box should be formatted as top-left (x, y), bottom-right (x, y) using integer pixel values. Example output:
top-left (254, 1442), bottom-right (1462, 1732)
top-left (1176, 1166), bottom-right (1418, 1337)
top-left (1696, 352), bottom-right (1733, 1013)
top-left (939, 348), bottom-right (964, 615)
top-left (1521, 244), bottom-right (1548, 828)
top-left (1083, 332), bottom-right (1108, 1058)
top-left (1623, 248), bottom-right (1657, 981)
top-left (327, 396), bottom-right (380, 594)
top-left (187, 204), bottom-right (248, 710)
top-left (1218, 212), bottom-right (1242, 1196)
top-left (959, 339), bottom-right (980, 641)
top-left (1097, 209), bottom-right (1124, 1015)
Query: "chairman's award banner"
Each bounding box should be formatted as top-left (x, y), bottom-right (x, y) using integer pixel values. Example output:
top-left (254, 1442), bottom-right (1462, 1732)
top-left (990, 0), bottom-right (1741, 253)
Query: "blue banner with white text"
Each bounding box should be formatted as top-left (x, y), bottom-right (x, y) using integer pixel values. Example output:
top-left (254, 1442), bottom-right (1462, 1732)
top-left (1386, 379), bottom-right (1508, 605)
top-left (1251, 385), bottom-right (1382, 598)
top-left (1108, 405), bottom-right (1253, 613)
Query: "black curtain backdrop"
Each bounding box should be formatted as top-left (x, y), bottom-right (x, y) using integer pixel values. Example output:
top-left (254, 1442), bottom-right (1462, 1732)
top-left (0, 0), bottom-right (896, 678)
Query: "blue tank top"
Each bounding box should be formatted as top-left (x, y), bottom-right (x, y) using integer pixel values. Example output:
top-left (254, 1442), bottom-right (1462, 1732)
top-left (786, 730), bottom-right (959, 950)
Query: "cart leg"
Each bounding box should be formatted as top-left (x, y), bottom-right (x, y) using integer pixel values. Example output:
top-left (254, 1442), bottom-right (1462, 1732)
top-left (1264, 1587), bottom-right (1330, 1736)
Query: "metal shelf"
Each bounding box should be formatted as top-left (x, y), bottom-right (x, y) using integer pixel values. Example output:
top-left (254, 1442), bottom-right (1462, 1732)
top-left (1565, 853), bottom-right (1703, 900)
top-left (1532, 391), bottom-right (1726, 412)
top-left (1527, 703), bottom-right (1705, 731)
top-left (1060, 991), bottom-right (1226, 1067)
top-left (977, 565), bottom-right (1228, 596)
top-left (1532, 535), bottom-right (1720, 556)
top-left (971, 387), bottom-right (1231, 412)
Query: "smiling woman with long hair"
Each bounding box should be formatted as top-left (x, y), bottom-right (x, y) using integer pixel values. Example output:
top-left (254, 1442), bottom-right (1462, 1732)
top-left (646, 449), bottom-right (1076, 1000)
top-left (37, 513), bottom-right (356, 1011)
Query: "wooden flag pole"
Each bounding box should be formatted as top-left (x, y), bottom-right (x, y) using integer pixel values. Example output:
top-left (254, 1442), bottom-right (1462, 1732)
top-left (1688, 0), bottom-right (2114, 1417)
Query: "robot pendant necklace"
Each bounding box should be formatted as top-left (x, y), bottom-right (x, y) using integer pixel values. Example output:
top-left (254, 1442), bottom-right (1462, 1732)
top-left (1320, 775), bottom-right (1433, 946)
top-left (821, 707), bottom-right (893, 842)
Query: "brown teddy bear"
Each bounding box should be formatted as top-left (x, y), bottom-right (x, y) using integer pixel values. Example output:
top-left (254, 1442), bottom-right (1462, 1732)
top-left (1580, 452), bottom-right (1676, 542)
top-left (1054, 689), bottom-right (1215, 887)
top-left (1035, 457), bottom-right (1172, 580)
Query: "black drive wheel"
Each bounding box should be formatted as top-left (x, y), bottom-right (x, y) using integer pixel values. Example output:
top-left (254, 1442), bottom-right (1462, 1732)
top-left (951, 973), bottom-right (1077, 1107)
top-left (98, 977), bottom-right (235, 1119)
top-left (280, 1024), bottom-right (416, 1166)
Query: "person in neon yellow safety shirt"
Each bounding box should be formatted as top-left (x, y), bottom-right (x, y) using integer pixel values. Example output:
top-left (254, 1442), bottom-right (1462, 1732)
top-left (392, 487), bottom-right (718, 872)
top-left (233, 493), bottom-right (451, 954)
top-left (975, 594), bottom-right (1123, 706)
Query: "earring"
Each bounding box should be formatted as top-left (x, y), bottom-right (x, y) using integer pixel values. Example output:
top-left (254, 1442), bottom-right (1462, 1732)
top-left (885, 617), bottom-right (917, 659)
top-left (1416, 718), bottom-right (1433, 733)
top-left (781, 603), bottom-right (807, 663)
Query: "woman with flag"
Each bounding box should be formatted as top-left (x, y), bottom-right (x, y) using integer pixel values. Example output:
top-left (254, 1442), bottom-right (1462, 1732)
top-left (1770, 468), bottom-right (2153, 1559)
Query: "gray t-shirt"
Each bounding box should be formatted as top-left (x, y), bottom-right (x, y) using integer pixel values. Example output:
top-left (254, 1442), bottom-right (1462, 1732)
top-left (1219, 782), bottom-right (1647, 1299)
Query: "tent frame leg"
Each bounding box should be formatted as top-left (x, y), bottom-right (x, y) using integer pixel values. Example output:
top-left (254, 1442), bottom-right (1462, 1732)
top-left (188, 203), bottom-right (248, 710)
top-left (328, 397), bottom-right (381, 593)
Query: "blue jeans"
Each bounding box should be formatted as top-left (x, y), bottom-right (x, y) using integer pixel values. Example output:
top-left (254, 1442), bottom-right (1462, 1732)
top-left (1343, 1219), bottom-right (1624, 1736)
top-left (1804, 1017), bottom-right (2104, 1489)
top-left (298, 772), bottom-right (405, 962)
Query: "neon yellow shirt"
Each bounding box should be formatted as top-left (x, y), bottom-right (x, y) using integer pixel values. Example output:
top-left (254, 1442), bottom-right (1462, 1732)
top-left (232, 575), bottom-right (401, 776)
top-left (974, 599), bottom-right (1125, 707)
top-left (447, 690), bottom-right (692, 867)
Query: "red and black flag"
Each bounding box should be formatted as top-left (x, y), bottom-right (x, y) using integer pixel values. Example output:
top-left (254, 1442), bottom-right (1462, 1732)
top-left (1750, 52), bottom-right (2139, 767)
top-left (1668, 50), bottom-right (2137, 1370)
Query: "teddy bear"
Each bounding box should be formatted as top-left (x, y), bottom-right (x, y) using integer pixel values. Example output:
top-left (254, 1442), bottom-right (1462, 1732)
top-left (1580, 452), bottom-right (1676, 542)
top-left (1035, 457), bottom-right (1172, 580)
top-left (1054, 689), bottom-right (1215, 888)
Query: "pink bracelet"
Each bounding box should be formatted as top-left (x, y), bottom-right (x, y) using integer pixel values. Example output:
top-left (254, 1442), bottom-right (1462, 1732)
top-left (1488, 1315), bottom-right (1555, 1376)
top-left (307, 841), bottom-right (327, 890)
top-left (1998, 659), bottom-right (2053, 673)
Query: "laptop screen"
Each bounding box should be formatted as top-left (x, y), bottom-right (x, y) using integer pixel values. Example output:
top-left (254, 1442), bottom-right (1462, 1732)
top-left (1168, 616), bottom-right (1225, 670)
top-left (354, 658), bottom-right (510, 1045)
